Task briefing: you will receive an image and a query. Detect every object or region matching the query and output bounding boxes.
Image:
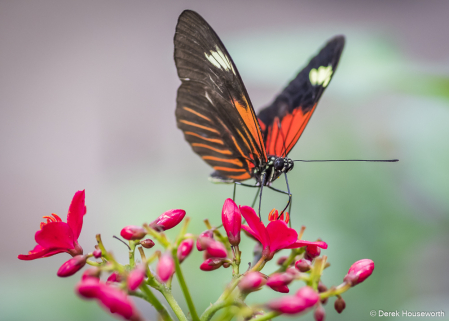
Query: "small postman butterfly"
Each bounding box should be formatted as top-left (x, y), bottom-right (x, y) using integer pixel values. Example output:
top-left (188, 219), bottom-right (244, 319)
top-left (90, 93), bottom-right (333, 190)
top-left (174, 10), bottom-right (344, 216)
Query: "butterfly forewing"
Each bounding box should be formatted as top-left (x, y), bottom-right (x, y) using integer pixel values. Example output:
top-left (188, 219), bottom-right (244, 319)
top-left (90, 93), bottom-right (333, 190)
top-left (258, 36), bottom-right (345, 157)
top-left (174, 10), bottom-right (267, 182)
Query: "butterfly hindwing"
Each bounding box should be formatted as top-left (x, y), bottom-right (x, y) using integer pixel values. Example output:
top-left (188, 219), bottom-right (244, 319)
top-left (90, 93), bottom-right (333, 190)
top-left (258, 36), bottom-right (345, 157)
top-left (174, 10), bottom-right (267, 182)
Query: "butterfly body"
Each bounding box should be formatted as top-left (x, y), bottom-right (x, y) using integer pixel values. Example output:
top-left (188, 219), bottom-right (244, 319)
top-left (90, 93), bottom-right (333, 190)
top-left (174, 10), bottom-right (344, 188)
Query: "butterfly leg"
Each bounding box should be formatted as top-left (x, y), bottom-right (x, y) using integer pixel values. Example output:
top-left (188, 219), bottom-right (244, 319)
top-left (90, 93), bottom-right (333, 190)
top-left (251, 187), bottom-right (261, 208)
top-left (267, 174), bottom-right (292, 226)
top-left (258, 173), bottom-right (267, 220)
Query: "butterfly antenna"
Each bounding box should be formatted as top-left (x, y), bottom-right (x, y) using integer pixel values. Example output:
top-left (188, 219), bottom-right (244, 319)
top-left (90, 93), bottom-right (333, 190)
top-left (293, 159), bottom-right (399, 162)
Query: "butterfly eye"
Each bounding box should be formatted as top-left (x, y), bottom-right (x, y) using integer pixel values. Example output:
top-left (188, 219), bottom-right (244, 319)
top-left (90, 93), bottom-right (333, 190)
top-left (274, 158), bottom-right (284, 171)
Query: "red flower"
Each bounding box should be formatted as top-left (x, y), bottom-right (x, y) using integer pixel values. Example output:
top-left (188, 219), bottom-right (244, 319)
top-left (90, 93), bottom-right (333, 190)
top-left (18, 190), bottom-right (86, 260)
top-left (157, 252), bottom-right (175, 282)
top-left (127, 264), bottom-right (146, 291)
top-left (120, 226), bottom-right (146, 241)
top-left (241, 206), bottom-right (321, 260)
top-left (57, 255), bottom-right (87, 277)
top-left (238, 272), bottom-right (267, 292)
top-left (267, 286), bottom-right (319, 315)
top-left (221, 198), bottom-right (241, 246)
top-left (267, 273), bottom-right (293, 293)
top-left (200, 258), bottom-right (228, 271)
top-left (177, 239), bottom-right (194, 263)
top-left (268, 209), bottom-right (289, 224)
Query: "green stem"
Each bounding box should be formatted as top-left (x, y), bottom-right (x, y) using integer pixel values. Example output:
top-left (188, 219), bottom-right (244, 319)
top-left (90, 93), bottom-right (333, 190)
top-left (129, 241), bottom-right (136, 268)
top-left (171, 247), bottom-right (200, 321)
top-left (135, 284), bottom-right (173, 321)
top-left (249, 257), bottom-right (266, 272)
top-left (200, 296), bottom-right (244, 321)
top-left (160, 286), bottom-right (189, 321)
top-left (319, 282), bottom-right (351, 299)
top-left (250, 311), bottom-right (280, 321)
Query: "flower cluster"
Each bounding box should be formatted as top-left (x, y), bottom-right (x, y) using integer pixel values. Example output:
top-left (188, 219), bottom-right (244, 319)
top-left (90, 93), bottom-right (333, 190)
top-left (18, 191), bottom-right (375, 321)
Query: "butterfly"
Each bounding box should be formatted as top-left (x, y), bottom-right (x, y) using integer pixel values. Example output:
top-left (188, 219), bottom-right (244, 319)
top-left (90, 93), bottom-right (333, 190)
top-left (174, 10), bottom-right (345, 215)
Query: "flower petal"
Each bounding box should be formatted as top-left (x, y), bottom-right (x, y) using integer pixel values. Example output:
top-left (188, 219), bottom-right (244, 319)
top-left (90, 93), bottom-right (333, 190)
top-left (241, 225), bottom-right (261, 243)
top-left (266, 220), bottom-right (298, 253)
top-left (35, 222), bottom-right (75, 249)
top-left (18, 244), bottom-right (66, 260)
top-left (240, 206), bottom-right (270, 248)
top-left (285, 240), bottom-right (328, 250)
top-left (67, 190), bottom-right (86, 240)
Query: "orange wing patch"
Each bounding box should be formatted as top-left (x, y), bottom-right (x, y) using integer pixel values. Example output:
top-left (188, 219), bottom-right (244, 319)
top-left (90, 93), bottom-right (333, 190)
top-left (265, 105), bottom-right (317, 156)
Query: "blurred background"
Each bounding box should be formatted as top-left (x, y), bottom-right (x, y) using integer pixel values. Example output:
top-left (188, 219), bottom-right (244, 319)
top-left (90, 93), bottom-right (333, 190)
top-left (1, 1), bottom-right (448, 320)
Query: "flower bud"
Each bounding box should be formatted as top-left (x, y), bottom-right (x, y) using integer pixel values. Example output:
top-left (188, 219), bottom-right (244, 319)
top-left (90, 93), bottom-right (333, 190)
top-left (76, 278), bottom-right (102, 298)
top-left (57, 255), bottom-right (86, 277)
top-left (343, 259), bottom-right (374, 286)
top-left (334, 297), bottom-right (345, 313)
top-left (269, 284), bottom-right (290, 293)
top-left (205, 240), bottom-right (227, 258)
top-left (296, 286), bottom-right (320, 307)
top-left (318, 282), bottom-right (328, 304)
top-left (93, 249), bottom-right (102, 259)
top-left (120, 226), bottom-right (146, 241)
top-left (177, 239), bottom-right (194, 263)
top-left (82, 267), bottom-right (101, 280)
top-left (127, 264), bottom-right (146, 291)
top-left (140, 238), bottom-right (155, 249)
top-left (99, 284), bottom-right (140, 320)
top-left (314, 304), bottom-right (326, 321)
top-left (286, 266), bottom-right (300, 277)
top-left (305, 245), bottom-right (321, 259)
top-left (295, 259), bottom-right (311, 272)
top-left (238, 272), bottom-right (266, 292)
top-left (150, 209), bottom-right (186, 231)
top-left (107, 272), bottom-right (122, 283)
top-left (200, 258), bottom-right (227, 271)
top-left (221, 198), bottom-right (241, 246)
top-left (267, 273), bottom-right (294, 288)
top-left (157, 253), bottom-right (175, 282)
top-left (196, 230), bottom-right (214, 251)
top-left (277, 256), bottom-right (288, 266)
top-left (223, 262), bottom-right (231, 268)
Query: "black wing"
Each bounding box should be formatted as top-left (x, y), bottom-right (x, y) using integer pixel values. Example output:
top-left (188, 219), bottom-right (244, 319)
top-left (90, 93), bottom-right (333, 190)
top-left (258, 36), bottom-right (345, 157)
top-left (174, 10), bottom-right (267, 182)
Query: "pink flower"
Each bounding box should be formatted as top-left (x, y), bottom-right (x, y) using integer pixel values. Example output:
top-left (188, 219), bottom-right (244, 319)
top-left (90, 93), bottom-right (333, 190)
top-left (344, 259), bottom-right (374, 286)
top-left (57, 255), bottom-right (87, 277)
top-left (93, 249), bottom-right (102, 259)
top-left (200, 258), bottom-right (228, 271)
top-left (196, 230), bottom-right (214, 251)
top-left (149, 209), bottom-right (186, 231)
top-left (127, 264), bottom-right (146, 291)
top-left (177, 239), bottom-right (194, 263)
top-left (241, 206), bottom-right (326, 260)
top-left (82, 267), bottom-right (101, 280)
top-left (76, 279), bottom-right (141, 320)
top-left (267, 273), bottom-right (293, 293)
top-left (157, 252), bottom-right (175, 282)
top-left (267, 286), bottom-right (319, 315)
top-left (120, 226), bottom-right (146, 241)
top-left (238, 272), bottom-right (267, 292)
top-left (221, 198), bottom-right (241, 246)
top-left (18, 190), bottom-right (86, 260)
top-left (295, 259), bottom-right (312, 272)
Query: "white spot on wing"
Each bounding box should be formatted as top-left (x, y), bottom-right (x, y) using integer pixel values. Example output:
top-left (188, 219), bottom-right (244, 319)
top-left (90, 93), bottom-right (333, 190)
top-left (309, 65), bottom-right (333, 87)
top-left (204, 46), bottom-right (236, 75)
top-left (205, 91), bottom-right (214, 105)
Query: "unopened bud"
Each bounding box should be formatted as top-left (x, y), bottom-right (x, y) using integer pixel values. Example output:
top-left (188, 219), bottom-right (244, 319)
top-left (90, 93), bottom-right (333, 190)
top-left (76, 278), bottom-right (101, 298)
top-left (277, 256), bottom-right (288, 266)
top-left (157, 253), bottom-right (175, 282)
top-left (107, 271), bottom-right (122, 283)
top-left (334, 297), bottom-right (346, 313)
top-left (120, 225), bottom-right (146, 240)
top-left (314, 304), bottom-right (326, 321)
top-left (200, 258), bottom-right (227, 271)
top-left (127, 264), bottom-right (146, 291)
top-left (205, 240), bottom-right (227, 258)
top-left (196, 230), bottom-right (214, 251)
top-left (295, 259), bottom-right (311, 272)
top-left (267, 273), bottom-right (293, 293)
top-left (177, 239), bottom-right (194, 263)
top-left (296, 286), bottom-right (320, 306)
top-left (57, 255), bottom-right (86, 277)
top-left (93, 249), bottom-right (102, 259)
top-left (238, 272), bottom-right (266, 292)
top-left (343, 259), bottom-right (374, 286)
top-left (305, 245), bottom-right (321, 259)
top-left (221, 198), bottom-right (241, 246)
top-left (140, 238), bottom-right (155, 249)
top-left (150, 209), bottom-right (186, 231)
top-left (318, 282), bottom-right (328, 304)
top-left (82, 267), bottom-right (101, 280)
